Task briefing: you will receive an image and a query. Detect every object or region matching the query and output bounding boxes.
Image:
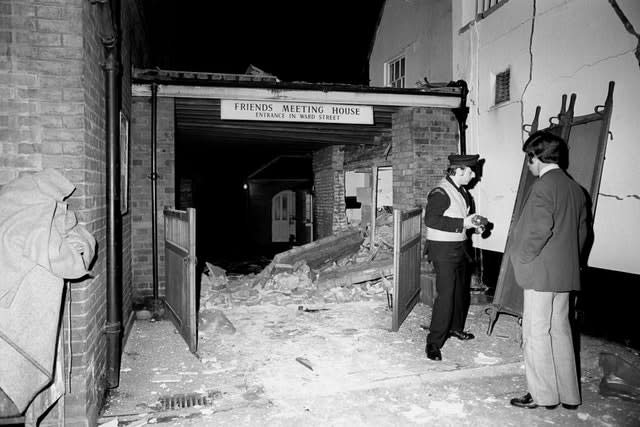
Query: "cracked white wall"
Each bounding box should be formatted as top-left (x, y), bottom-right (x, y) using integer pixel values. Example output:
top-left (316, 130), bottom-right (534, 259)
top-left (453, 0), bottom-right (640, 274)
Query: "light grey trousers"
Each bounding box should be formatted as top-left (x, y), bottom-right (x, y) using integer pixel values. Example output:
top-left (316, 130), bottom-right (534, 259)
top-left (522, 289), bottom-right (581, 406)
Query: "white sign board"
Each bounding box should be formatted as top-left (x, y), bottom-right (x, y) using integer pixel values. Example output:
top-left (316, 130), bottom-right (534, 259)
top-left (221, 100), bottom-right (374, 124)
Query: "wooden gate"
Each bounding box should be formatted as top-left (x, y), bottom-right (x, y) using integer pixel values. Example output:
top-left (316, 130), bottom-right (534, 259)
top-left (164, 207), bottom-right (197, 353)
top-left (392, 207), bottom-right (423, 331)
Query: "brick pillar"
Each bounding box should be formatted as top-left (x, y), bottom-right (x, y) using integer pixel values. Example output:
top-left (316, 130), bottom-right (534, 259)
top-left (1, 0), bottom-right (148, 424)
top-left (392, 107), bottom-right (459, 210)
top-left (130, 96), bottom-right (175, 301)
top-left (0, 1), bottom-right (109, 424)
top-left (312, 145), bottom-right (346, 239)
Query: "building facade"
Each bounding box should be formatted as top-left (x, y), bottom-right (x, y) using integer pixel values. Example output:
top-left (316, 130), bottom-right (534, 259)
top-left (370, 0), bottom-right (640, 275)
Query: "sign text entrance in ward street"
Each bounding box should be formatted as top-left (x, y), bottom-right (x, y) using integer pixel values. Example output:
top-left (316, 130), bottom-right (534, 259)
top-left (221, 100), bottom-right (374, 124)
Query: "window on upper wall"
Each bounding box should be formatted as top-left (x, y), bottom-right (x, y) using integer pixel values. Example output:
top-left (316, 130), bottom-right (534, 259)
top-left (494, 68), bottom-right (510, 105)
top-left (477, 0), bottom-right (509, 17)
top-left (386, 56), bottom-right (405, 88)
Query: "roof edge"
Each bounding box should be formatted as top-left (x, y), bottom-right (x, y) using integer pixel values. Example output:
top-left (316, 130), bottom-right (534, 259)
top-left (132, 67), bottom-right (463, 98)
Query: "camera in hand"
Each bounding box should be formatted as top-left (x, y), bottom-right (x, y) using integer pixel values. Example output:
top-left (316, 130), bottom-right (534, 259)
top-left (471, 214), bottom-right (489, 227)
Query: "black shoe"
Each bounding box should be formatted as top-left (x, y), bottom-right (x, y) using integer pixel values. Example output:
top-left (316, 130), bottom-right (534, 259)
top-left (425, 343), bottom-right (442, 361)
top-left (510, 393), bottom-right (558, 410)
top-left (510, 393), bottom-right (538, 409)
top-left (448, 330), bottom-right (475, 340)
top-left (562, 403), bottom-right (579, 410)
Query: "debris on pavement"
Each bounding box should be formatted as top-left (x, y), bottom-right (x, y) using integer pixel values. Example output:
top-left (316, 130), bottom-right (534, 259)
top-left (473, 352), bottom-right (501, 365)
top-left (201, 262), bottom-right (228, 290)
top-left (198, 309), bottom-right (236, 336)
top-left (151, 374), bottom-right (181, 383)
top-left (98, 418), bottom-right (118, 427)
top-left (599, 351), bottom-right (640, 402)
top-left (295, 357), bottom-right (314, 371)
top-left (102, 210), bottom-right (640, 426)
top-left (297, 306), bottom-right (328, 313)
top-left (198, 223), bottom-right (397, 312)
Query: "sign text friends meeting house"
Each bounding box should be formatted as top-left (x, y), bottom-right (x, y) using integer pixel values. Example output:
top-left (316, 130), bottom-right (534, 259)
top-left (221, 100), bottom-right (374, 125)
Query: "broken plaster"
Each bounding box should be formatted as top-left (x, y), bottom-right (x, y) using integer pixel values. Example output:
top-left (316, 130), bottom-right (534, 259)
top-left (608, 0), bottom-right (640, 69)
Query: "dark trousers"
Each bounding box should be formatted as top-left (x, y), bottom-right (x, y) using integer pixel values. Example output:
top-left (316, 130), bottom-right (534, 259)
top-left (426, 240), bottom-right (470, 348)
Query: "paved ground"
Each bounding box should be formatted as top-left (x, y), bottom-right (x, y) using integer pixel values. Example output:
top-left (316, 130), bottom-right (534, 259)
top-left (100, 299), bottom-right (640, 426)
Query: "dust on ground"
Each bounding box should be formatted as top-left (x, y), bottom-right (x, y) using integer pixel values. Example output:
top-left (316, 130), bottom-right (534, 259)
top-left (102, 220), bottom-right (640, 426)
top-left (101, 297), bottom-right (640, 427)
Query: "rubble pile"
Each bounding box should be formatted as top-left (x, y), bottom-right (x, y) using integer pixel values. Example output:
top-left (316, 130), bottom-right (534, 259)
top-left (199, 215), bottom-right (396, 312)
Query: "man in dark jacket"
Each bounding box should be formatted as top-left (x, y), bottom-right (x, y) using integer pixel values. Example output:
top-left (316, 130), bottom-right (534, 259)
top-left (424, 154), bottom-right (485, 361)
top-left (509, 131), bottom-right (589, 410)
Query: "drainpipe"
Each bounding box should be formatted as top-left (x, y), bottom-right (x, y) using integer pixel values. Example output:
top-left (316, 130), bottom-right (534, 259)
top-left (150, 83), bottom-right (161, 313)
top-left (94, 0), bottom-right (123, 388)
top-left (450, 80), bottom-right (469, 154)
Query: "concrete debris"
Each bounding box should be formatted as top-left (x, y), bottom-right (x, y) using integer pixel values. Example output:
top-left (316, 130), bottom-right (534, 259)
top-left (599, 352), bottom-right (640, 402)
top-left (297, 306), bottom-right (329, 313)
top-left (150, 374), bottom-right (181, 383)
top-left (315, 259), bottom-right (393, 290)
top-left (473, 352), bottom-right (501, 365)
top-left (201, 262), bottom-right (229, 290)
top-left (295, 357), bottom-right (314, 371)
top-left (251, 228), bottom-right (365, 289)
top-left (198, 309), bottom-right (236, 335)
top-left (199, 226), bottom-right (396, 310)
top-left (369, 208), bottom-right (394, 248)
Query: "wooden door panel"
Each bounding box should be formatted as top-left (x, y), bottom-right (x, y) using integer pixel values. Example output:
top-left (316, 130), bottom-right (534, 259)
top-left (164, 208), bottom-right (197, 353)
top-left (392, 207), bottom-right (422, 332)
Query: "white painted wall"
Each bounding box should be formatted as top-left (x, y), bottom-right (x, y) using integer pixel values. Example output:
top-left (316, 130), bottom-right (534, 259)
top-left (377, 167), bottom-right (393, 207)
top-left (372, 0), bottom-right (640, 274)
top-left (369, 0), bottom-right (452, 87)
top-left (452, 0), bottom-right (640, 274)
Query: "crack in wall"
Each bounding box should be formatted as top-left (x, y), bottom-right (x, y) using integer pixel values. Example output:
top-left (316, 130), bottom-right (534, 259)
top-left (520, 0), bottom-right (537, 143)
top-left (559, 48), bottom-right (636, 79)
top-left (599, 193), bottom-right (640, 201)
top-left (608, 0), bottom-right (640, 69)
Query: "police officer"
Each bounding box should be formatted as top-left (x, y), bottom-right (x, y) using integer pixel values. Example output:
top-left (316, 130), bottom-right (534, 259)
top-left (424, 154), bottom-right (485, 361)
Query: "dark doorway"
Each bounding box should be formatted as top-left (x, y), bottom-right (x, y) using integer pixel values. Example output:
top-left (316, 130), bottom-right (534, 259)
top-left (176, 141), bottom-right (312, 274)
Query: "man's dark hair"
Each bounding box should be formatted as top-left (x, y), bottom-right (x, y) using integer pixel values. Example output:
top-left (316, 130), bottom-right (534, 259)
top-left (523, 130), bottom-right (568, 166)
top-left (446, 166), bottom-right (459, 176)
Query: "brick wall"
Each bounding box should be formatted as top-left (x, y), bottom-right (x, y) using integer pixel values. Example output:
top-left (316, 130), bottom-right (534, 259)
top-left (392, 107), bottom-right (459, 243)
top-left (343, 131), bottom-right (392, 170)
top-left (0, 0), bottom-right (102, 424)
top-left (130, 96), bottom-right (175, 301)
top-left (1, 0), bottom-right (149, 425)
top-left (310, 107), bottom-right (457, 242)
top-left (312, 145), bottom-right (347, 238)
top-left (61, 3), bottom-right (106, 426)
top-left (119, 2), bottom-right (150, 320)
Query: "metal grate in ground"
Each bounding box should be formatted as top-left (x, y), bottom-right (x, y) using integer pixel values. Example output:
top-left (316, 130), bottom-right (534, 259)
top-left (157, 390), bottom-right (222, 411)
